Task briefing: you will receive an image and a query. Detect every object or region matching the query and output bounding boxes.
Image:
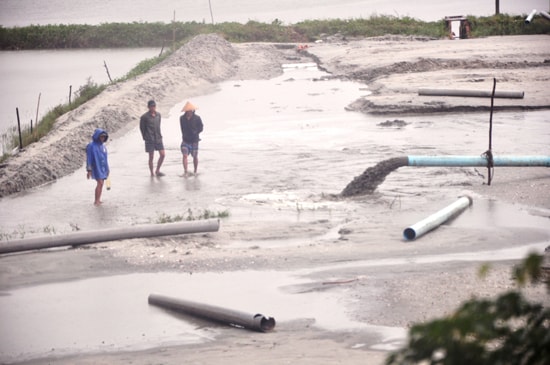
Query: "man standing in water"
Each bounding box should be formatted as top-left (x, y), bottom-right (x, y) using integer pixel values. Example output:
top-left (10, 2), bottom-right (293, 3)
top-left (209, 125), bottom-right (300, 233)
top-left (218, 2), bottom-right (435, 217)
top-left (140, 99), bottom-right (165, 177)
top-left (179, 101), bottom-right (203, 176)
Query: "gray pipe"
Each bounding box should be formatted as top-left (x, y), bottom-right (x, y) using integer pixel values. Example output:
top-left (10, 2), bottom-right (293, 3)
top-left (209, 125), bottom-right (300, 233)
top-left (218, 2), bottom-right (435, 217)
top-left (525, 9), bottom-right (538, 24)
top-left (0, 219), bottom-right (220, 255)
top-left (418, 88), bottom-right (524, 99)
top-left (404, 196), bottom-right (472, 240)
top-left (407, 155), bottom-right (550, 167)
top-left (148, 294), bottom-right (276, 332)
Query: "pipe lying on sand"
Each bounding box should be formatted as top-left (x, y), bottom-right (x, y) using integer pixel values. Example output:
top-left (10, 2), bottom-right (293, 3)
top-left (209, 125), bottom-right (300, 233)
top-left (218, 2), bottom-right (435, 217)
top-left (407, 155), bottom-right (550, 167)
top-left (418, 88), bottom-right (524, 99)
top-left (0, 219), bottom-right (220, 255)
top-left (525, 9), bottom-right (538, 24)
top-left (403, 196), bottom-right (472, 241)
top-left (148, 294), bottom-right (276, 332)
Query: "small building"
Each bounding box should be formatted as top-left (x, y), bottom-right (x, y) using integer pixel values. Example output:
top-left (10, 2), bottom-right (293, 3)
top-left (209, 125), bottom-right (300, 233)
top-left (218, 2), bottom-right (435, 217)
top-left (444, 15), bottom-right (471, 39)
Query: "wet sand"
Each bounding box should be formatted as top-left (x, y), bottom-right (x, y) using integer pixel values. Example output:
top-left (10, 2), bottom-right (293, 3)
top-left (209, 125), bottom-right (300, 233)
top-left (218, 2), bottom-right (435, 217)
top-left (0, 34), bottom-right (549, 364)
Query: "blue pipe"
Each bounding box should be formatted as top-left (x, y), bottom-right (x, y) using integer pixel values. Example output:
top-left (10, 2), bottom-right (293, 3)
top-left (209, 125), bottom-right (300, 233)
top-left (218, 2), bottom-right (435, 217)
top-left (404, 196), bottom-right (472, 241)
top-left (407, 155), bottom-right (550, 167)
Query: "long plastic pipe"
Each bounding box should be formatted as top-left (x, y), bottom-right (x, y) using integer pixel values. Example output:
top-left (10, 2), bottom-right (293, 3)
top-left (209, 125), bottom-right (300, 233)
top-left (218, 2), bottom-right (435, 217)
top-left (0, 219), bottom-right (220, 255)
top-left (540, 11), bottom-right (550, 21)
top-left (418, 88), bottom-right (524, 99)
top-left (148, 294), bottom-right (276, 332)
top-left (403, 196), bottom-right (472, 240)
top-left (525, 9), bottom-right (538, 24)
top-left (407, 155), bottom-right (550, 167)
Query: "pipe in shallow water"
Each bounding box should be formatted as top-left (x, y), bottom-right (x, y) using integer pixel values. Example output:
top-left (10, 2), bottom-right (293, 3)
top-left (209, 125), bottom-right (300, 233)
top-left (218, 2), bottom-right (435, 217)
top-left (403, 196), bottom-right (472, 241)
top-left (418, 88), bottom-right (524, 99)
top-left (148, 294), bottom-right (276, 332)
top-left (0, 219), bottom-right (220, 255)
top-left (407, 155), bottom-right (550, 167)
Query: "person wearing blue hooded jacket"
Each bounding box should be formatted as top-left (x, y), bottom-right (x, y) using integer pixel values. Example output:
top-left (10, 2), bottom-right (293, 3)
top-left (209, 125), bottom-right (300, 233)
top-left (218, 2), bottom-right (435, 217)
top-left (86, 128), bottom-right (110, 205)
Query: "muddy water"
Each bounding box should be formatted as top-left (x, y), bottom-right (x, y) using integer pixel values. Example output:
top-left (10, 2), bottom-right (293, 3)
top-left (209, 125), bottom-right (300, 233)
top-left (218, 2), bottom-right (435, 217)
top-left (1, 64), bottom-right (550, 362)
top-left (1, 63), bottom-right (549, 236)
top-left (0, 270), bottom-right (405, 363)
top-left (2, 240), bottom-right (547, 363)
top-left (1, 240), bottom-right (548, 363)
top-left (1, 64), bottom-right (548, 235)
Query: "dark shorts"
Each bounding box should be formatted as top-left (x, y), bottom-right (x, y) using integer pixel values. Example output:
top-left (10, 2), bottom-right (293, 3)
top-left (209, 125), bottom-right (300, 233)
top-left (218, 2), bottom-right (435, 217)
top-left (145, 141), bottom-right (164, 153)
top-left (181, 142), bottom-right (199, 157)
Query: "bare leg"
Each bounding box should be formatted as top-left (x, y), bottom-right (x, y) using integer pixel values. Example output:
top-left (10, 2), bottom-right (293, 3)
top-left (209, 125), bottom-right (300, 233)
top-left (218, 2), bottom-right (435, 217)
top-left (155, 149), bottom-right (165, 176)
top-left (193, 155), bottom-right (199, 174)
top-left (148, 151), bottom-right (155, 177)
top-left (182, 153), bottom-right (189, 176)
top-left (94, 179), bottom-right (105, 205)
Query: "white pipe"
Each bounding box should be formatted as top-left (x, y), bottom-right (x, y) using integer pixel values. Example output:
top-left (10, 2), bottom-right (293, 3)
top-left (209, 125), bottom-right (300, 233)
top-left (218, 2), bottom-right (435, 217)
top-left (0, 219), bottom-right (220, 254)
top-left (539, 10), bottom-right (550, 21)
top-left (525, 9), bottom-right (538, 24)
top-left (403, 196), bottom-right (472, 241)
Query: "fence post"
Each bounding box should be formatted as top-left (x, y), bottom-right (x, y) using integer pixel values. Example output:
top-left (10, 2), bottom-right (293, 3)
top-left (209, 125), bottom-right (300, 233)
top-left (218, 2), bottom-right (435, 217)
top-left (16, 107), bottom-right (23, 150)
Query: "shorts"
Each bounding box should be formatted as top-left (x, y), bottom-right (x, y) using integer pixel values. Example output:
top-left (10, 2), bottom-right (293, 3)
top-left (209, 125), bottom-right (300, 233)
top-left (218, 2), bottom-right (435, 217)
top-left (181, 142), bottom-right (199, 157)
top-left (145, 141), bottom-right (164, 153)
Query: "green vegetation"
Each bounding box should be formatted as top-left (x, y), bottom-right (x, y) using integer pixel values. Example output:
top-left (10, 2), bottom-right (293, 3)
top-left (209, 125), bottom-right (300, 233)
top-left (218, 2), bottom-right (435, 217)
top-left (386, 253), bottom-right (550, 365)
top-left (1, 14), bottom-right (548, 50)
top-left (17, 79), bottom-right (105, 151)
top-left (155, 209), bottom-right (230, 224)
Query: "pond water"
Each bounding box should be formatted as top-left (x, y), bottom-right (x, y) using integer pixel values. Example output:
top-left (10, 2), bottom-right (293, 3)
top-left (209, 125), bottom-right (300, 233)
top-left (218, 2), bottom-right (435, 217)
top-left (0, 48), bottom-right (160, 147)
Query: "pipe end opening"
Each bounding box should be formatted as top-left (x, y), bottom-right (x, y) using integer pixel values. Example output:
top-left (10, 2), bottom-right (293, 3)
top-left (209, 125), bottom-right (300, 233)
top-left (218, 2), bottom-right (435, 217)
top-left (255, 314), bottom-right (276, 332)
top-left (403, 228), bottom-right (416, 241)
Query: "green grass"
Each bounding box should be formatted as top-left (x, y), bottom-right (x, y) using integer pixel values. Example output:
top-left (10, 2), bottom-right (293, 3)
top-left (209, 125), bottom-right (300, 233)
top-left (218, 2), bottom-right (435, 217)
top-left (1, 14), bottom-right (547, 50)
top-left (155, 209), bottom-right (230, 224)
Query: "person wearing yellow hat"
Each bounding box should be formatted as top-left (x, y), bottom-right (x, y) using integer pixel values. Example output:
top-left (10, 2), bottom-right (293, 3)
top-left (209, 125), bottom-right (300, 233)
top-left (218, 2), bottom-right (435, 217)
top-left (179, 101), bottom-right (204, 176)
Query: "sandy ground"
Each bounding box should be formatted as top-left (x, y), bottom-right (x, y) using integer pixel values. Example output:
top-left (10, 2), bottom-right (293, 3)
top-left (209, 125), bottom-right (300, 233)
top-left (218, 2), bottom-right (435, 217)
top-left (1, 34), bottom-right (549, 364)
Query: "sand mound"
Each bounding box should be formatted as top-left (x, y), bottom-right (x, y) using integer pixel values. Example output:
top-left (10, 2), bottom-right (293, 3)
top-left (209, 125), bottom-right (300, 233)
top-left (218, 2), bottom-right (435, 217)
top-left (0, 34), bottom-right (302, 197)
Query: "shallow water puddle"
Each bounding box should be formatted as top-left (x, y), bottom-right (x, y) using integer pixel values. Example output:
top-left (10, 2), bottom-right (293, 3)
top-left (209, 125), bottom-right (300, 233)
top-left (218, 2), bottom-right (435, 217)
top-left (0, 270), bottom-right (402, 363)
top-left (1, 239), bottom-right (547, 362)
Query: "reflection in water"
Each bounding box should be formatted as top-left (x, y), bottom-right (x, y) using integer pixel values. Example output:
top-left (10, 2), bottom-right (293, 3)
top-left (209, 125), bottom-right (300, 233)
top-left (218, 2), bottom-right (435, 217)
top-left (184, 176), bottom-right (202, 191)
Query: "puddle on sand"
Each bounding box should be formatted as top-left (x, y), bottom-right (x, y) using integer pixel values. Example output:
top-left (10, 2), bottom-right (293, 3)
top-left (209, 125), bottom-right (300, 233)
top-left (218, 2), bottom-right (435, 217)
top-left (1, 239), bottom-right (547, 363)
top-left (0, 271), bottom-right (402, 363)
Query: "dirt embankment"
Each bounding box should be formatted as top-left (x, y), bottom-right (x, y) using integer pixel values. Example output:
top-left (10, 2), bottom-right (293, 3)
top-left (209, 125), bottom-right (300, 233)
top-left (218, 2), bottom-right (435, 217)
top-left (305, 34), bottom-right (550, 115)
top-left (0, 35), bottom-right (306, 198)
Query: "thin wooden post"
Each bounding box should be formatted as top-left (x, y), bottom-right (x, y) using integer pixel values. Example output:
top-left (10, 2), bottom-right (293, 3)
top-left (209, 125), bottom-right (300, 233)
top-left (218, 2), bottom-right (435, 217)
top-left (35, 92), bottom-right (41, 127)
top-left (16, 108), bottom-right (23, 150)
top-left (172, 10), bottom-right (176, 51)
top-left (209, 0), bottom-right (215, 25)
top-left (103, 61), bottom-right (113, 83)
top-left (69, 85), bottom-right (72, 105)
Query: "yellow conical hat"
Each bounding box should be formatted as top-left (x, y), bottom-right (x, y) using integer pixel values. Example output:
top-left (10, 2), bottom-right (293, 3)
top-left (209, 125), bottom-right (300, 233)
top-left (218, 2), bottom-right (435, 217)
top-left (182, 101), bottom-right (197, 112)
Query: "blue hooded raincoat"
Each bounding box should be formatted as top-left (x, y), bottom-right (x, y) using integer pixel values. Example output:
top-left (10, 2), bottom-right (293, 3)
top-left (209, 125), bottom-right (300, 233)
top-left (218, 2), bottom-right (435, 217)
top-left (86, 128), bottom-right (110, 180)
